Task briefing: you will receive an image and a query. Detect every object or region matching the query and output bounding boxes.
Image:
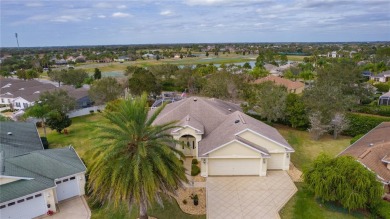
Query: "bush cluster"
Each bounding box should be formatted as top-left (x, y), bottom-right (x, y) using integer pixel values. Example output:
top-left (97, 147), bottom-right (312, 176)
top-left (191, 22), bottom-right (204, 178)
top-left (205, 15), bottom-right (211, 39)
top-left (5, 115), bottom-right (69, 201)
top-left (191, 158), bottom-right (199, 165)
top-left (342, 113), bottom-right (390, 136)
top-left (191, 164), bottom-right (200, 176)
top-left (355, 105), bottom-right (390, 117)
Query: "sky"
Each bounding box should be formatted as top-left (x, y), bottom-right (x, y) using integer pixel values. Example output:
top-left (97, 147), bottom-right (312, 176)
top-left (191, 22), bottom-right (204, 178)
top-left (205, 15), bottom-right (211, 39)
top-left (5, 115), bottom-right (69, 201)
top-left (1, 0), bottom-right (390, 47)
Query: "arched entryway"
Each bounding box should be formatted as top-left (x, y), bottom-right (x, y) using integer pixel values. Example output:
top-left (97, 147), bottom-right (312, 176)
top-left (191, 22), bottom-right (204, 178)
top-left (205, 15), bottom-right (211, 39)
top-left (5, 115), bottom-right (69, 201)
top-left (179, 134), bottom-right (197, 156)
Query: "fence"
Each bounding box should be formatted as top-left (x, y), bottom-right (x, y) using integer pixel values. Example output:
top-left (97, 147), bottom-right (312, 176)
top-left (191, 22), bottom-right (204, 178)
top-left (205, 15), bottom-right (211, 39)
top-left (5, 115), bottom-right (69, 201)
top-left (67, 105), bottom-right (105, 118)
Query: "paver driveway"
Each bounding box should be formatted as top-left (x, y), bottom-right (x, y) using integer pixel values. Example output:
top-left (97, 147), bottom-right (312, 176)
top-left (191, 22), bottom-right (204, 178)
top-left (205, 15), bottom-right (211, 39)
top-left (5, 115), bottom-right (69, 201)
top-left (206, 171), bottom-right (297, 219)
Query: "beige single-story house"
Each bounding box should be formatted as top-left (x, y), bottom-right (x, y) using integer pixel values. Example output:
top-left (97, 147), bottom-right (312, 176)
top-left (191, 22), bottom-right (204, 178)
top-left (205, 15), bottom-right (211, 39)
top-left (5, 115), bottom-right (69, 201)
top-left (151, 97), bottom-right (294, 177)
top-left (0, 122), bottom-right (86, 219)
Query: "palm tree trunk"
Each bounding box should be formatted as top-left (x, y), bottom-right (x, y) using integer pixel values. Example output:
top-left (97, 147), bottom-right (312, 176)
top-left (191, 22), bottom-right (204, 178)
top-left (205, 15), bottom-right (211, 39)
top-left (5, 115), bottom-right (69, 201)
top-left (139, 201), bottom-right (148, 219)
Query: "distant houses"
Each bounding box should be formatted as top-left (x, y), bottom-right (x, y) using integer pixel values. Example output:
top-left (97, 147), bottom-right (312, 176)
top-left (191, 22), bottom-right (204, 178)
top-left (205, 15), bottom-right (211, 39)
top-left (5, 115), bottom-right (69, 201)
top-left (253, 75), bottom-right (305, 94)
top-left (379, 91), bottom-right (390, 106)
top-left (370, 70), bottom-right (390, 83)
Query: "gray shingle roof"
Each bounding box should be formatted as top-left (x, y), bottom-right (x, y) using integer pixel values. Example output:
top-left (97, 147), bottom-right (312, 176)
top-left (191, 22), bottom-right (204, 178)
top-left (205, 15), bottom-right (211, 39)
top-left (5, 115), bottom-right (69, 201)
top-left (0, 122), bottom-right (86, 203)
top-left (0, 122), bottom-right (44, 158)
top-left (152, 97), bottom-right (293, 157)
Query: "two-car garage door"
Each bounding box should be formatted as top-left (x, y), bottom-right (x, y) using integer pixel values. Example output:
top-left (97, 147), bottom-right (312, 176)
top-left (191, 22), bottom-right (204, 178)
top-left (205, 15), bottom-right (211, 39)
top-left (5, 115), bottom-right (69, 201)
top-left (208, 158), bottom-right (260, 176)
top-left (0, 193), bottom-right (47, 219)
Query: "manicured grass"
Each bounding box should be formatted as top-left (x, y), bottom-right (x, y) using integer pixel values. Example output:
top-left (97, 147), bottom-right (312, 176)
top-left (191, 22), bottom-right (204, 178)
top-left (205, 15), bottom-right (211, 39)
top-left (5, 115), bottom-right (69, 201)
top-left (280, 184), bottom-right (368, 219)
top-left (274, 124), bottom-right (351, 170)
top-left (39, 114), bottom-right (206, 219)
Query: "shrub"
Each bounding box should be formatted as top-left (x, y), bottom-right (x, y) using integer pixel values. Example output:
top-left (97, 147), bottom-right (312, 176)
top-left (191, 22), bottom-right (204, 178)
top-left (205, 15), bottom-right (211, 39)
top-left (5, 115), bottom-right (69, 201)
top-left (350, 134), bottom-right (364, 144)
top-left (370, 200), bottom-right (390, 219)
top-left (36, 121), bottom-right (42, 128)
top-left (191, 164), bottom-right (200, 176)
top-left (355, 105), bottom-right (390, 117)
top-left (40, 137), bottom-right (49, 149)
top-left (304, 154), bottom-right (383, 211)
top-left (343, 113), bottom-right (390, 136)
top-left (89, 110), bottom-right (95, 114)
top-left (97, 109), bottom-right (102, 113)
top-left (182, 199), bottom-right (187, 205)
top-left (192, 158), bottom-right (199, 165)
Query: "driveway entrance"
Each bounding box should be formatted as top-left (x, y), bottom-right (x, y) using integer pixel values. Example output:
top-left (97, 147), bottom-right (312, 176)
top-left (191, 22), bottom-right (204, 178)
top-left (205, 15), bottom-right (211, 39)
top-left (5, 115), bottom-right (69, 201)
top-left (206, 171), bottom-right (297, 219)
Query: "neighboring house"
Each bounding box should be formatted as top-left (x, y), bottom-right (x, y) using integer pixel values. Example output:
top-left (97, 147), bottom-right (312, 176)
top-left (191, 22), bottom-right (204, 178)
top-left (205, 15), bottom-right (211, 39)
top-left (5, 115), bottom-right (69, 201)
top-left (0, 78), bottom-right (92, 110)
top-left (141, 53), bottom-right (156, 59)
top-left (0, 122), bottom-right (87, 219)
top-left (370, 70), bottom-right (390, 83)
top-left (114, 56), bottom-right (130, 62)
top-left (379, 91), bottom-right (390, 106)
top-left (327, 51), bottom-right (341, 58)
top-left (151, 97), bottom-right (294, 177)
top-left (339, 122), bottom-right (390, 194)
top-left (253, 75), bottom-right (305, 94)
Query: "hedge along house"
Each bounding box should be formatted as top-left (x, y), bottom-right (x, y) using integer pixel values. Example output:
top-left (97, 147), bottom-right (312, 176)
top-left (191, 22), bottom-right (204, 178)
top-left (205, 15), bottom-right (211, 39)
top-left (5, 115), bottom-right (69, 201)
top-left (151, 97), bottom-right (294, 177)
top-left (0, 122), bottom-right (86, 219)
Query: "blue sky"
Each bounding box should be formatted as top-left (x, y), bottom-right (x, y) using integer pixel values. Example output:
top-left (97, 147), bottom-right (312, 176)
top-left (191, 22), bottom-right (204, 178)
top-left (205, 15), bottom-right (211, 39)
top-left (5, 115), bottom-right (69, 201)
top-left (1, 0), bottom-right (390, 47)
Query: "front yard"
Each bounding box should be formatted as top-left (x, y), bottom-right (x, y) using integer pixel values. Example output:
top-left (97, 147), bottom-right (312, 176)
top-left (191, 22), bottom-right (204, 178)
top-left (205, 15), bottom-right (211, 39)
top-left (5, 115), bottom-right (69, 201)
top-left (40, 114), bottom-right (384, 219)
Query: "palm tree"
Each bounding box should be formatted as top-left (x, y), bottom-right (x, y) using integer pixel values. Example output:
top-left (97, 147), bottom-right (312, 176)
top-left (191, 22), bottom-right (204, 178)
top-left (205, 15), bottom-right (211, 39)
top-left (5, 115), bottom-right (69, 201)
top-left (88, 94), bottom-right (188, 219)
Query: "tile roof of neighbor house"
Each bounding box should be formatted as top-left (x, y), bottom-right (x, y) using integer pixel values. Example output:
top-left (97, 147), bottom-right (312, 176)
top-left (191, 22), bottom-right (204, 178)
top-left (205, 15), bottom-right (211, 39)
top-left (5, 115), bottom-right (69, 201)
top-left (151, 97), bottom-right (294, 156)
top-left (0, 78), bottom-right (89, 102)
top-left (339, 122), bottom-right (390, 183)
top-left (0, 122), bottom-right (86, 203)
top-left (253, 75), bottom-right (305, 91)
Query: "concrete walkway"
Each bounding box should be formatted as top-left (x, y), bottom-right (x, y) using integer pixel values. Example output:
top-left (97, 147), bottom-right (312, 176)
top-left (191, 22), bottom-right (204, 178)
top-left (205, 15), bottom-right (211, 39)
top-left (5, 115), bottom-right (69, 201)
top-left (39, 196), bottom-right (91, 219)
top-left (206, 171), bottom-right (297, 219)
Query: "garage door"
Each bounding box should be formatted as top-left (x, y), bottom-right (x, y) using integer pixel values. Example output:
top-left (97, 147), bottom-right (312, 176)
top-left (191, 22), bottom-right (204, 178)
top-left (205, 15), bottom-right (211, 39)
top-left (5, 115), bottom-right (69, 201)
top-left (208, 158), bottom-right (260, 176)
top-left (0, 193), bottom-right (47, 219)
top-left (267, 153), bottom-right (285, 170)
top-left (56, 176), bottom-right (80, 202)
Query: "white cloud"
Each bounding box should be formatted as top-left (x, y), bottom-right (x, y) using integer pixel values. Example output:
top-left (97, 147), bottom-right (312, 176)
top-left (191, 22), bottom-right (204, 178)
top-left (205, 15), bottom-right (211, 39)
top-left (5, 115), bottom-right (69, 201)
top-left (25, 2), bottom-right (44, 7)
top-left (112, 12), bottom-right (131, 18)
top-left (94, 2), bottom-right (112, 8)
top-left (98, 15), bottom-right (106, 18)
top-left (185, 0), bottom-right (230, 6)
top-left (117, 5), bottom-right (127, 9)
top-left (160, 10), bottom-right (173, 16)
top-left (51, 15), bottom-right (81, 22)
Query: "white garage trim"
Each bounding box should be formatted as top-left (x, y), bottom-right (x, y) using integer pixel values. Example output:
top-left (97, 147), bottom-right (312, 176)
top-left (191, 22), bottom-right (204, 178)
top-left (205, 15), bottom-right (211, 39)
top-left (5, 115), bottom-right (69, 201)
top-left (208, 158), bottom-right (261, 176)
top-left (0, 190), bottom-right (51, 219)
top-left (203, 139), bottom-right (268, 156)
top-left (55, 175), bottom-right (81, 202)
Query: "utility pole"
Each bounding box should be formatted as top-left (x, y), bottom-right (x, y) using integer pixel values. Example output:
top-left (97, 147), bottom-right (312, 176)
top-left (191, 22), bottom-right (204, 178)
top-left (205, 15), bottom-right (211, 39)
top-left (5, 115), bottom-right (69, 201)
top-left (15, 33), bottom-right (20, 48)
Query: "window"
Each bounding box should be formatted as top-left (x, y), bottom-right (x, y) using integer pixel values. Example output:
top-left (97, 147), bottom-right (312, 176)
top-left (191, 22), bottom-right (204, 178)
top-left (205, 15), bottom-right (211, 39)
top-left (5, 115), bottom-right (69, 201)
top-left (23, 103), bottom-right (28, 108)
top-left (70, 176), bottom-right (76, 180)
top-left (0, 205), bottom-right (5, 209)
top-left (8, 202), bottom-right (15, 206)
top-left (63, 179), bottom-right (69, 182)
top-left (193, 141), bottom-right (195, 149)
top-left (7, 99), bottom-right (10, 103)
top-left (17, 199), bottom-right (24, 203)
top-left (35, 194), bottom-right (42, 198)
top-left (26, 196), bottom-right (33, 200)
top-left (15, 102), bottom-right (21, 107)
top-left (1, 99), bottom-right (3, 103)
top-left (56, 181), bottom-right (62, 184)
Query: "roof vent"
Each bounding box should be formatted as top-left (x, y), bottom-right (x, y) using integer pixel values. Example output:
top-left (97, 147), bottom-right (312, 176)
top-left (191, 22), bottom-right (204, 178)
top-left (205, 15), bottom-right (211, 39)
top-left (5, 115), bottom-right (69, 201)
top-left (369, 143), bottom-right (374, 147)
top-left (234, 120), bottom-right (240, 124)
top-left (7, 132), bottom-right (12, 136)
top-left (228, 108), bottom-right (232, 111)
top-left (193, 98), bottom-right (197, 102)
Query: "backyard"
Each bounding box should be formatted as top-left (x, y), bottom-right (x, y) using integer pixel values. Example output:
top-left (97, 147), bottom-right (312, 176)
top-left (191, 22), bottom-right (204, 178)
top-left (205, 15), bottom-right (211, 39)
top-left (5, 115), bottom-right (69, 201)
top-left (39, 113), bottom-right (376, 219)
